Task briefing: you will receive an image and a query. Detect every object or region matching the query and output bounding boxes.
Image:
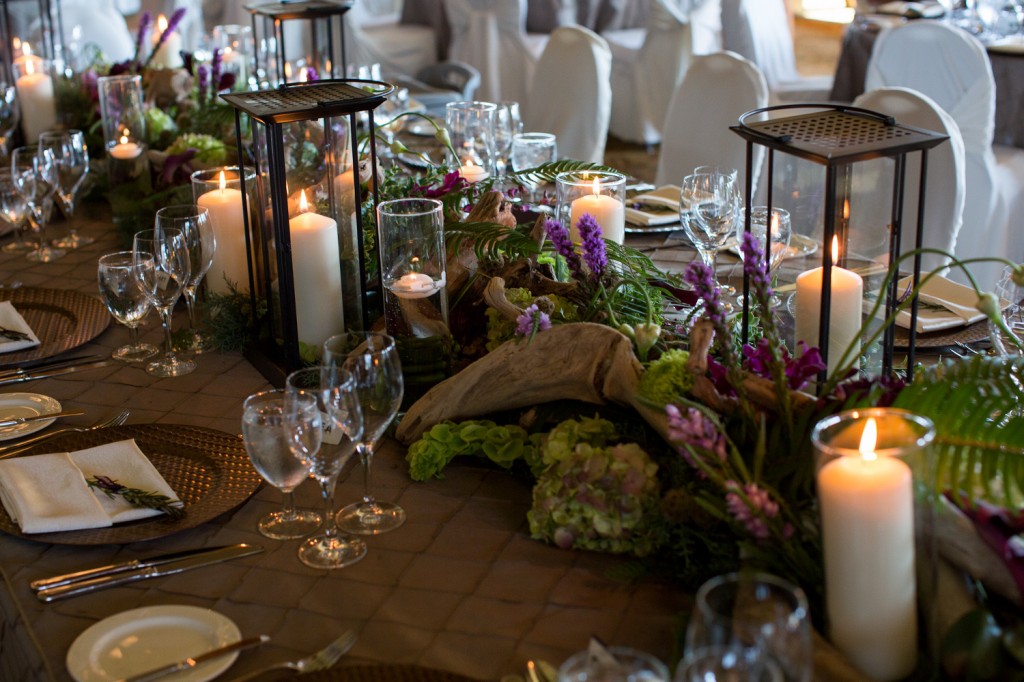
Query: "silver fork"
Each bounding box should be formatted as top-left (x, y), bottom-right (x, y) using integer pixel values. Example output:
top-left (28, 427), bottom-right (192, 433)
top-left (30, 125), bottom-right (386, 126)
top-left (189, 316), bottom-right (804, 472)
top-left (0, 409), bottom-right (130, 460)
top-left (227, 630), bottom-right (357, 682)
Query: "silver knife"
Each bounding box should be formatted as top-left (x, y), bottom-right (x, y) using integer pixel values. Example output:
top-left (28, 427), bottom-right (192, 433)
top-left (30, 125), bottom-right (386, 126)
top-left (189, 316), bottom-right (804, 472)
top-left (30, 544), bottom-right (258, 592)
top-left (0, 409), bottom-right (85, 428)
top-left (0, 354), bottom-right (106, 379)
top-left (0, 359), bottom-right (113, 386)
top-left (122, 634), bottom-right (270, 682)
top-left (35, 544), bottom-right (264, 601)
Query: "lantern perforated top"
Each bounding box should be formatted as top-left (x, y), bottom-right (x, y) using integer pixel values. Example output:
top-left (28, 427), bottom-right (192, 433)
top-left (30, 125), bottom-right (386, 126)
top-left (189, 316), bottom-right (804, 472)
top-left (244, 0), bottom-right (354, 20)
top-left (221, 80), bottom-right (394, 123)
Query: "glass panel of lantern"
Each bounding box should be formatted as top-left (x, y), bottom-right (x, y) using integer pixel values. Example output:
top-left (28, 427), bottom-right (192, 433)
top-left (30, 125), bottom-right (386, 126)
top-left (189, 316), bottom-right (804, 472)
top-left (244, 0), bottom-right (352, 88)
top-left (2, 0), bottom-right (63, 144)
top-left (730, 104), bottom-right (948, 382)
top-left (221, 78), bottom-right (393, 384)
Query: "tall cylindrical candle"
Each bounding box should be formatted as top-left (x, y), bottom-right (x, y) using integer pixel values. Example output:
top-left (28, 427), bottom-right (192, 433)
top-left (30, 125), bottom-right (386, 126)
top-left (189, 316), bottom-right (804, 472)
top-left (556, 171), bottom-right (627, 246)
top-left (13, 57), bottom-right (56, 143)
top-left (795, 236), bottom-right (863, 377)
top-left (150, 14), bottom-right (184, 69)
top-left (193, 168), bottom-right (251, 294)
top-left (289, 190), bottom-right (344, 347)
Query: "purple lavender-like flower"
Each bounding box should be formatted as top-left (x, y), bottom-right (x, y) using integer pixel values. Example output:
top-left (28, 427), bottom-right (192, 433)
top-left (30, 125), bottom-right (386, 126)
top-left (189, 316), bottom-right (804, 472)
top-left (196, 63), bottom-right (211, 104)
top-left (152, 8), bottom-right (186, 57)
top-left (302, 67), bottom-right (319, 82)
top-left (740, 230), bottom-right (773, 300)
top-left (665, 404), bottom-right (727, 477)
top-left (684, 261), bottom-right (727, 329)
top-left (724, 480), bottom-right (779, 543)
top-left (132, 11), bottom-right (153, 69)
top-left (545, 219), bottom-right (584, 280)
top-left (210, 48), bottom-right (222, 96)
top-left (577, 213), bottom-right (607, 281)
top-left (515, 304), bottom-right (551, 339)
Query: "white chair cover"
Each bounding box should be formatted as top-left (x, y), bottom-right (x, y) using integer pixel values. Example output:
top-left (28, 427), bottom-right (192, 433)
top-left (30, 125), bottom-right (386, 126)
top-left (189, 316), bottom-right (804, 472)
top-left (524, 25), bottom-right (612, 164)
top-left (57, 0), bottom-right (135, 64)
top-left (865, 20), bottom-right (1013, 291)
top-left (689, 0), bottom-right (723, 55)
top-left (445, 0), bottom-right (546, 104)
top-left (345, 2), bottom-right (437, 78)
top-left (604, 0), bottom-right (692, 145)
top-left (851, 87), bottom-right (966, 275)
top-left (655, 51), bottom-right (768, 196)
top-left (720, 0), bottom-right (831, 102)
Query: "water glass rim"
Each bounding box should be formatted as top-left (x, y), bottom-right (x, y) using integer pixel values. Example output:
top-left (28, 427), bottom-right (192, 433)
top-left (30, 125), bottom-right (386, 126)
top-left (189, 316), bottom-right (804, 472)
top-left (378, 197), bottom-right (443, 218)
top-left (513, 132), bottom-right (556, 143)
top-left (695, 570), bottom-right (810, 622)
top-left (155, 203), bottom-right (210, 220)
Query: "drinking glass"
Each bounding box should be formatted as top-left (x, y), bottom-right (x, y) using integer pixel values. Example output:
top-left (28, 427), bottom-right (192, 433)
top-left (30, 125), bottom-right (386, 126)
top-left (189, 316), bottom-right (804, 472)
top-left (39, 129), bottom-right (92, 248)
top-left (132, 226), bottom-right (196, 377)
top-left (680, 171), bottom-right (740, 299)
top-left (241, 389), bottom-right (322, 539)
top-left (324, 331), bottom-right (406, 535)
top-left (0, 169), bottom-right (31, 252)
top-left (511, 132), bottom-right (557, 202)
top-left (737, 206), bottom-right (792, 307)
top-left (11, 144), bottom-right (63, 262)
top-left (286, 366), bottom-right (368, 569)
top-left (494, 101), bottom-right (522, 179)
top-left (559, 646), bottom-right (669, 682)
top-left (156, 204), bottom-right (215, 353)
top-left (685, 571), bottom-right (812, 682)
top-left (97, 251), bottom-right (159, 363)
top-left (675, 647), bottom-right (782, 681)
top-left (445, 101), bottom-right (497, 175)
top-left (0, 84), bottom-right (19, 161)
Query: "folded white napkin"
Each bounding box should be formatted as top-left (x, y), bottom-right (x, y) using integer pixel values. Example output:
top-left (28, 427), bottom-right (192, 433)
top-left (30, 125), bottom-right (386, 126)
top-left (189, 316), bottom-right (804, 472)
top-left (894, 274), bottom-right (1006, 333)
top-left (625, 185), bottom-right (681, 227)
top-left (0, 301), bottom-right (40, 354)
top-left (0, 439), bottom-right (179, 533)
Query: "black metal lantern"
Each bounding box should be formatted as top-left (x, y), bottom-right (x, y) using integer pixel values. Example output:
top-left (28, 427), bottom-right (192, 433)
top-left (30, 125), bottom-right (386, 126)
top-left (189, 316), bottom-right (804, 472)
top-left (222, 78), bottom-right (392, 384)
top-left (1, 0), bottom-right (64, 80)
top-left (245, 0), bottom-right (353, 88)
top-left (731, 104), bottom-right (948, 381)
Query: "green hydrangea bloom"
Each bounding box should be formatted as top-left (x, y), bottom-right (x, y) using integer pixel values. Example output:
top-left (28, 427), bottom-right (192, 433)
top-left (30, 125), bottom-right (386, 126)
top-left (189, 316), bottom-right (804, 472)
top-left (165, 133), bottom-right (230, 167)
top-left (405, 419), bottom-right (540, 480)
top-left (638, 348), bottom-right (694, 406)
top-left (144, 107), bottom-right (177, 144)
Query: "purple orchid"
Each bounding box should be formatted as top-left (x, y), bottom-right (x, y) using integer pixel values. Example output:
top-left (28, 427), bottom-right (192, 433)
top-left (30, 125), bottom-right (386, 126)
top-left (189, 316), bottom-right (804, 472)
top-left (545, 219), bottom-right (584, 280)
top-left (577, 213), bottom-right (607, 281)
top-left (742, 339), bottom-right (825, 392)
top-left (416, 171), bottom-right (466, 199)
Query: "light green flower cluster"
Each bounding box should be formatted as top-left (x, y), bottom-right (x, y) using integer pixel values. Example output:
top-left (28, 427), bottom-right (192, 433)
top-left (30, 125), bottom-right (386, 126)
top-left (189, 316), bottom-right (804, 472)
top-left (165, 133), bottom-right (230, 167)
top-left (485, 288), bottom-right (575, 351)
top-left (638, 349), bottom-right (695, 406)
top-left (527, 416), bottom-right (662, 556)
top-left (405, 420), bottom-right (542, 481)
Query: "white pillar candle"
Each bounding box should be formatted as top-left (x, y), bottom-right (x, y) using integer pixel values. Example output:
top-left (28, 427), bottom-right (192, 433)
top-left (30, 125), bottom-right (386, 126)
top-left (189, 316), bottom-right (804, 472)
top-left (150, 14), bottom-right (184, 69)
top-left (459, 159), bottom-right (488, 184)
top-left (15, 56), bottom-right (57, 143)
top-left (818, 418), bottom-right (917, 681)
top-left (197, 170), bottom-right (249, 294)
top-left (795, 236), bottom-right (863, 377)
top-left (569, 177), bottom-right (625, 245)
top-left (288, 190), bottom-right (344, 347)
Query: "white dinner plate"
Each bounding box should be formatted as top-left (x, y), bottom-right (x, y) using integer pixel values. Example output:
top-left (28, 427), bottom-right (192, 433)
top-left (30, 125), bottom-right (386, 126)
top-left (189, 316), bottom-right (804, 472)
top-left (0, 392), bottom-right (61, 441)
top-left (406, 116), bottom-right (442, 137)
top-left (66, 605), bottom-right (242, 682)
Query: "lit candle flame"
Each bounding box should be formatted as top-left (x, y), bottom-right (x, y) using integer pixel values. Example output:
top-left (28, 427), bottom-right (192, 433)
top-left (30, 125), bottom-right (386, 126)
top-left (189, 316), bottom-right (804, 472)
top-left (325, 59), bottom-right (333, 74)
top-left (299, 189), bottom-right (310, 213)
top-left (843, 198), bottom-right (850, 220)
top-left (157, 14), bottom-right (169, 33)
top-left (591, 177), bottom-right (601, 196)
top-left (21, 41), bottom-right (30, 56)
top-left (299, 68), bottom-right (308, 83)
top-left (859, 417), bottom-right (878, 462)
top-left (284, 62), bottom-right (293, 79)
top-left (463, 159), bottom-right (476, 169)
top-left (120, 128), bottom-right (130, 145)
top-left (219, 170), bottom-right (227, 192)
top-left (831, 235), bottom-right (840, 264)
top-left (25, 58), bottom-right (34, 76)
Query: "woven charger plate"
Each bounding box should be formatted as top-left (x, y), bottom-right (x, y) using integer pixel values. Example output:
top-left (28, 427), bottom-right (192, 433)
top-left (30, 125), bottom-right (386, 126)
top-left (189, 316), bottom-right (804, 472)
top-left (0, 287), bottom-right (110, 365)
top-left (297, 665), bottom-right (482, 682)
top-left (0, 424), bottom-right (262, 545)
top-left (894, 318), bottom-right (991, 349)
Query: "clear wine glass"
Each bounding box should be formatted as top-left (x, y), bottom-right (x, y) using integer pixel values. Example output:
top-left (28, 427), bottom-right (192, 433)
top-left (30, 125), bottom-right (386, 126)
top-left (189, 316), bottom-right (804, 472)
top-left (242, 388), bottom-right (322, 540)
top-left (736, 206), bottom-right (793, 307)
top-left (11, 144), bottom-right (63, 262)
top-left (39, 129), bottom-right (92, 248)
top-left (132, 225), bottom-right (196, 377)
top-left (156, 204), bottom-right (215, 353)
top-left (510, 132), bottom-right (557, 203)
top-left (0, 84), bottom-right (19, 162)
top-left (680, 171), bottom-right (740, 300)
top-left (0, 169), bottom-right (31, 253)
top-left (684, 571), bottom-right (812, 682)
top-left (286, 366), bottom-right (368, 569)
top-left (97, 251), bottom-right (159, 363)
top-left (494, 101), bottom-right (522, 181)
top-left (324, 331), bottom-right (406, 535)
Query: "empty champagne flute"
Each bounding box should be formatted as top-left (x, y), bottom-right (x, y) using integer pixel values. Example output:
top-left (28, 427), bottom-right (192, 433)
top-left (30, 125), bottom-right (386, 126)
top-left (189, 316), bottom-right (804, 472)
top-left (157, 204), bottom-right (215, 353)
top-left (242, 389), bottom-right (322, 539)
top-left (97, 251), bottom-right (159, 363)
top-left (11, 144), bottom-right (62, 262)
top-left (39, 129), bottom-right (92, 248)
top-left (0, 169), bottom-right (31, 253)
top-left (286, 366), bottom-right (367, 569)
top-left (324, 331), bottom-right (406, 535)
top-left (680, 171), bottom-right (740, 300)
top-left (132, 225), bottom-right (195, 377)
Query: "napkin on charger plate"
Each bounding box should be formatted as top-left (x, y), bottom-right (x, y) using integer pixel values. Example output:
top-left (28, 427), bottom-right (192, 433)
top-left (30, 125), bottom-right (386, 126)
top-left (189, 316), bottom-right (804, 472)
top-left (625, 185), bottom-right (681, 227)
top-left (0, 300), bottom-right (40, 354)
top-left (0, 439), bottom-right (180, 533)
top-left (893, 274), bottom-right (1008, 333)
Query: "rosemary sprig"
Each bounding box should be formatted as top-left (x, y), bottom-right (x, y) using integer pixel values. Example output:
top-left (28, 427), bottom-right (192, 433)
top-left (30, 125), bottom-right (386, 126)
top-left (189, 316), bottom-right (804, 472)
top-left (87, 475), bottom-right (185, 519)
top-left (0, 326), bottom-right (30, 342)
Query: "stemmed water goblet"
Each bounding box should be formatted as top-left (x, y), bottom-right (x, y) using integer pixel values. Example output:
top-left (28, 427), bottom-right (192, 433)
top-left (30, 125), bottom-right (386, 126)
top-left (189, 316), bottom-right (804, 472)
top-left (11, 144), bottom-right (63, 262)
top-left (286, 366), bottom-right (368, 569)
top-left (493, 101), bottom-right (522, 184)
top-left (97, 251), bottom-right (159, 363)
top-left (680, 170), bottom-right (740, 302)
top-left (241, 389), bottom-right (323, 539)
top-left (736, 206), bottom-right (793, 308)
top-left (0, 169), bottom-right (31, 253)
top-left (39, 129), bottom-right (92, 248)
top-left (156, 204), bottom-right (215, 353)
top-left (132, 225), bottom-right (196, 377)
top-left (324, 331), bottom-right (406, 535)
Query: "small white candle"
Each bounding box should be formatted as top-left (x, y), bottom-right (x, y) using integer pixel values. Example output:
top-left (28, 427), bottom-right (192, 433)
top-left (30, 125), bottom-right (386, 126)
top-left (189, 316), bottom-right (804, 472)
top-left (288, 189), bottom-right (344, 347)
top-left (569, 177), bottom-right (625, 245)
top-left (150, 14), bottom-right (184, 69)
top-left (220, 46), bottom-right (247, 86)
top-left (108, 130), bottom-right (143, 160)
top-left (12, 40), bottom-right (36, 70)
top-left (197, 170), bottom-right (248, 294)
top-left (14, 53), bottom-right (57, 143)
top-left (795, 236), bottom-right (863, 377)
top-left (459, 159), bottom-right (488, 184)
top-left (818, 418), bottom-right (917, 681)
top-left (388, 257), bottom-right (445, 300)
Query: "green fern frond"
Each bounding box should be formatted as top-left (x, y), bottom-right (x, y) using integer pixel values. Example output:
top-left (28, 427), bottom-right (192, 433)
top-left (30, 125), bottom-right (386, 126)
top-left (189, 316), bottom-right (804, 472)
top-left (508, 160), bottom-right (621, 187)
top-left (444, 221), bottom-right (542, 263)
top-left (892, 355), bottom-right (1024, 507)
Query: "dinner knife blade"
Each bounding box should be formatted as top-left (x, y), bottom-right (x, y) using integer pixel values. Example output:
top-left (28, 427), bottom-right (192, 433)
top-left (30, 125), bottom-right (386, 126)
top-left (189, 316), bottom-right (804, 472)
top-left (0, 353), bottom-right (106, 378)
top-left (0, 359), bottom-right (113, 386)
top-left (122, 634), bottom-right (270, 682)
top-left (0, 409), bottom-right (85, 428)
top-left (30, 544), bottom-right (256, 592)
top-left (35, 544), bottom-right (264, 601)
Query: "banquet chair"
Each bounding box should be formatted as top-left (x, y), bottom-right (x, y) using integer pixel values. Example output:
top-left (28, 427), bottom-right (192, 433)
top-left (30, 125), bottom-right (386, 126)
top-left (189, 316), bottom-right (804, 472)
top-left (851, 87), bottom-right (966, 275)
top-left (61, 0), bottom-right (135, 63)
top-left (720, 0), bottom-right (832, 103)
top-left (865, 20), bottom-right (1024, 291)
top-left (444, 0), bottom-right (548, 104)
top-left (344, 0), bottom-right (437, 79)
top-left (523, 25), bottom-right (612, 164)
top-left (654, 51), bottom-right (769, 197)
top-left (603, 0), bottom-right (692, 145)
